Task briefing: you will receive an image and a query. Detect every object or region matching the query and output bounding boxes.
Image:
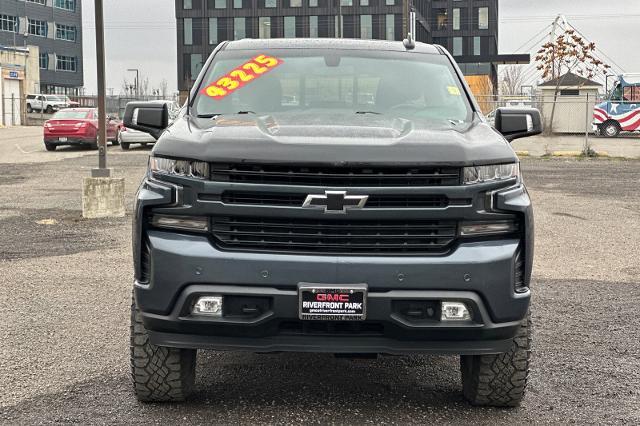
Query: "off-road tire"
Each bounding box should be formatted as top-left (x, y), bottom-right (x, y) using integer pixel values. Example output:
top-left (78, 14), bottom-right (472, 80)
top-left (121, 142), bottom-right (130, 150)
top-left (130, 296), bottom-right (196, 402)
top-left (45, 105), bottom-right (53, 114)
top-left (44, 143), bottom-right (56, 151)
top-left (27, 105), bottom-right (33, 113)
top-left (460, 313), bottom-right (532, 407)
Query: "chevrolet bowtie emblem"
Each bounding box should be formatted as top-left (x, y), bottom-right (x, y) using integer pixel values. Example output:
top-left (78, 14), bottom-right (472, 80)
top-left (302, 191), bottom-right (369, 214)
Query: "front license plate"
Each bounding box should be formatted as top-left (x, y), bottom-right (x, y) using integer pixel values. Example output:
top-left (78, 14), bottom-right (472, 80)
top-left (299, 283), bottom-right (367, 321)
top-left (58, 137), bottom-right (67, 142)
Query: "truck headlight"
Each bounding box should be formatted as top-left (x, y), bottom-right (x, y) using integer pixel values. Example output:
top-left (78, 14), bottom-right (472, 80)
top-left (463, 163), bottom-right (519, 185)
top-left (149, 156), bottom-right (209, 179)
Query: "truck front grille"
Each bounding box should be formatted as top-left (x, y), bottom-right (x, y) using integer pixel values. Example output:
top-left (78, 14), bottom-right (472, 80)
top-left (211, 163), bottom-right (461, 187)
top-left (220, 191), bottom-right (455, 208)
top-left (210, 216), bottom-right (458, 254)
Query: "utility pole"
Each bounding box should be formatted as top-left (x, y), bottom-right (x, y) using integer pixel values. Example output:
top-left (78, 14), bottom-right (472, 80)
top-left (82, 0), bottom-right (125, 219)
top-left (93, 0), bottom-right (108, 177)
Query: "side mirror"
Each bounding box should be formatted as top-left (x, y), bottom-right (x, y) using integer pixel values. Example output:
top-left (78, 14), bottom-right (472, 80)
top-left (494, 108), bottom-right (543, 142)
top-left (123, 102), bottom-right (169, 140)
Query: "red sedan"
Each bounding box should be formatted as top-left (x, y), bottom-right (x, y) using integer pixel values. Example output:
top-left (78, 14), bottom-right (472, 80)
top-left (43, 108), bottom-right (120, 151)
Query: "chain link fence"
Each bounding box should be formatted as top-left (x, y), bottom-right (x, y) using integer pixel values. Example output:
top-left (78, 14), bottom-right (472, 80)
top-left (476, 94), bottom-right (606, 135)
top-left (0, 92), bottom-right (617, 138)
top-left (1, 94), bottom-right (180, 127)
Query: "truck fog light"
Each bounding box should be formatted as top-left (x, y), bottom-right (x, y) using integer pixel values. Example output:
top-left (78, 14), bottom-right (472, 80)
top-left (460, 220), bottom-right (518, 236)
top-left (150, 214), bottom-right (209, 232)
top-left (441, 301), bottom-right (471, 321)
top-left (193, 296), bottom-right (223, 316)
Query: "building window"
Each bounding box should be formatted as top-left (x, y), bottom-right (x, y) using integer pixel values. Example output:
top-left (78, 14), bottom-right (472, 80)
top-left (0, 15), bottom-right (19, 33)
top-left (309, 0), bottom-right (318, 6)
top-left (209, 18), bottom-right (218, 44)
top-left (26, 0), bottom-right (46, 4)
top-left (341, 0), bottom-right (352, 5)
top-left (191, 54), bottom-right (203, 80)
top-left (473, 36), bottom-right (481, 55)
top-left (385, 0), bottom-right (394, 5)
top-left (215, 0), bottom-right (226, 8)
top-left (436, 9), bottom-right (447, 30)
top-left (56, 55), bottom-right (77, 72)
top-left (360, 0), bottom-right (368, 5)
top-left (290, 0), bottom-right (302, 6)
top-left (309, 16), bottom-right (318, 37)
top-left (259, 16), bottom-right (271, 38)
top-left (385, 14), bottom-right (394, 41)
top-left (452, 37), bottom-right (462, 56)
top-left (28, 19), bottom-right (47, 37)
top-left (360, 15), bottom-right (372, 39)
top-left (183, 0), bottom-right (192, 8)
top-left (55, 24), bottom-right (76, 42)
top-left (183, 18), bottom-right (193, 45)
top-left (39, 53), bottom-right (49, 69)
top-left (284, 16), bottom-right (295, 38)
top-left (452, 8), bottom-right (460, 30)
top-left (265, 0), bottom-right (276, 7)
top-left (234, 0), bottom-right (242, 8)
top-left (560, 89), bottom-right (580, 96)
top-left (54, 0), bottom-right (76, 12)
top-left (478, 7), bottom-right (489, 30)
top-left (234, 17), bottom-right (246, 39)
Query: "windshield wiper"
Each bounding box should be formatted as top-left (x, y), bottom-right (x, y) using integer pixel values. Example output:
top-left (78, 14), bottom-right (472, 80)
top-left (355, 111), bottom-right (382, 115)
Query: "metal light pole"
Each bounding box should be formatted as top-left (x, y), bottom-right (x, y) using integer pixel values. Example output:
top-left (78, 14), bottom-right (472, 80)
top-left (83, 0), bottom-right (125, 218)
top-left (127, 68), bottom-right (139, 97)
top-left (92, 0), bottom-right (109, 177)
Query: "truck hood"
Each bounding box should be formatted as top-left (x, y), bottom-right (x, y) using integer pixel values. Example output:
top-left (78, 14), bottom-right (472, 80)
top-left (152, 112), bottom-right (516, 166)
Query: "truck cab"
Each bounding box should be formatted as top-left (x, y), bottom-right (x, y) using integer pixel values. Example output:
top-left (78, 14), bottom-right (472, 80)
top-left (594, 74), bottom-right (640, 137)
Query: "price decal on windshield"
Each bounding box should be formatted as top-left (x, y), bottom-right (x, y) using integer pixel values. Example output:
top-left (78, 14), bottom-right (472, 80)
top-left (202, 55), bottom-right (283, 100)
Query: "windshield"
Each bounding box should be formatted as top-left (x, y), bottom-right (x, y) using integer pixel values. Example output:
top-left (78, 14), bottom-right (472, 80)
top-left (53, 110), bottom-right (92, 119)
top-left (193, 49), bottom-right (471, 123)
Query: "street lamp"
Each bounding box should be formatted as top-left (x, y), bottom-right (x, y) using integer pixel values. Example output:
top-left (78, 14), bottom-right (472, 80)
top-left (127, 68), bottom-right (139, 97)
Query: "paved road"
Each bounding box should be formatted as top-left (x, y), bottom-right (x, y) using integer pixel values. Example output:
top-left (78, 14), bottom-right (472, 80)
top-left (0, 132), bottom-right (638, 424)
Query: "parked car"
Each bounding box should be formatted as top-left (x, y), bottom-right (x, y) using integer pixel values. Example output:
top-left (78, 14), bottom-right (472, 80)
top-left (43, 108), bottom-right (120, 151)
top-left (119, 100), bottom-right (180, 150)
top-left (26, 94), bottom-right (71, 114)
top-left (56, 95), bottom-right (81, 108)
top-left (124, 39), bottom-right (543, 406)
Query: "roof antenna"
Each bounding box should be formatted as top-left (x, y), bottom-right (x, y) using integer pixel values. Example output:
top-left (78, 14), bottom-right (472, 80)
top-left (403, 5), bottom-right (416, 49)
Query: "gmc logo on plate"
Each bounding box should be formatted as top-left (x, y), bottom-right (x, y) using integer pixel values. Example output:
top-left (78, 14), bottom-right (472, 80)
top-left (316, 293), bottom-right (349, 302)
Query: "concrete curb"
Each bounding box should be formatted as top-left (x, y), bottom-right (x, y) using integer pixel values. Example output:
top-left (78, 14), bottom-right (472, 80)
top-left (550, 150), bottom-right (610, 158)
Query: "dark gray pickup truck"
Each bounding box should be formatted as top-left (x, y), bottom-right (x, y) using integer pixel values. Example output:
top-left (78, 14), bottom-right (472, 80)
top-left (125, 38), bottom-right (541, 406)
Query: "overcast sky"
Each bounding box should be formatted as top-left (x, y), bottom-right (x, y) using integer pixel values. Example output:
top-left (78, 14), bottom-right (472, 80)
top-left (81, 0), bottom-right (640, 94)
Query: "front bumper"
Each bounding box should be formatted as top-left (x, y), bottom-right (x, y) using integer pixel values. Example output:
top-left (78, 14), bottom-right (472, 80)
top-left (136, 230), bottom-right (528, 354)
top-left (133, 174), bottom-right (533, 355)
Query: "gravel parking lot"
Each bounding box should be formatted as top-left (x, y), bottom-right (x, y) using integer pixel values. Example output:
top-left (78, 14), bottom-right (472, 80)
top-left (0, 130), bottom-right (639, 424)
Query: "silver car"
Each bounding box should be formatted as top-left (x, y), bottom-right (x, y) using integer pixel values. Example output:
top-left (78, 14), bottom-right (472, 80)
top-left (119, 100), bottom-right (180, 150)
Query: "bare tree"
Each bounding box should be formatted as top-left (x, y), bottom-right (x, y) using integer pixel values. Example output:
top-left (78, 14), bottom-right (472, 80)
top-left (139, 77), bottom-right (150, 97)
top-left (159, 79), bottom-right (169, 99)
top-left (500, 66), bottom-right (524, 96)
top-left (535, 28), bottom-right (610, 133)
